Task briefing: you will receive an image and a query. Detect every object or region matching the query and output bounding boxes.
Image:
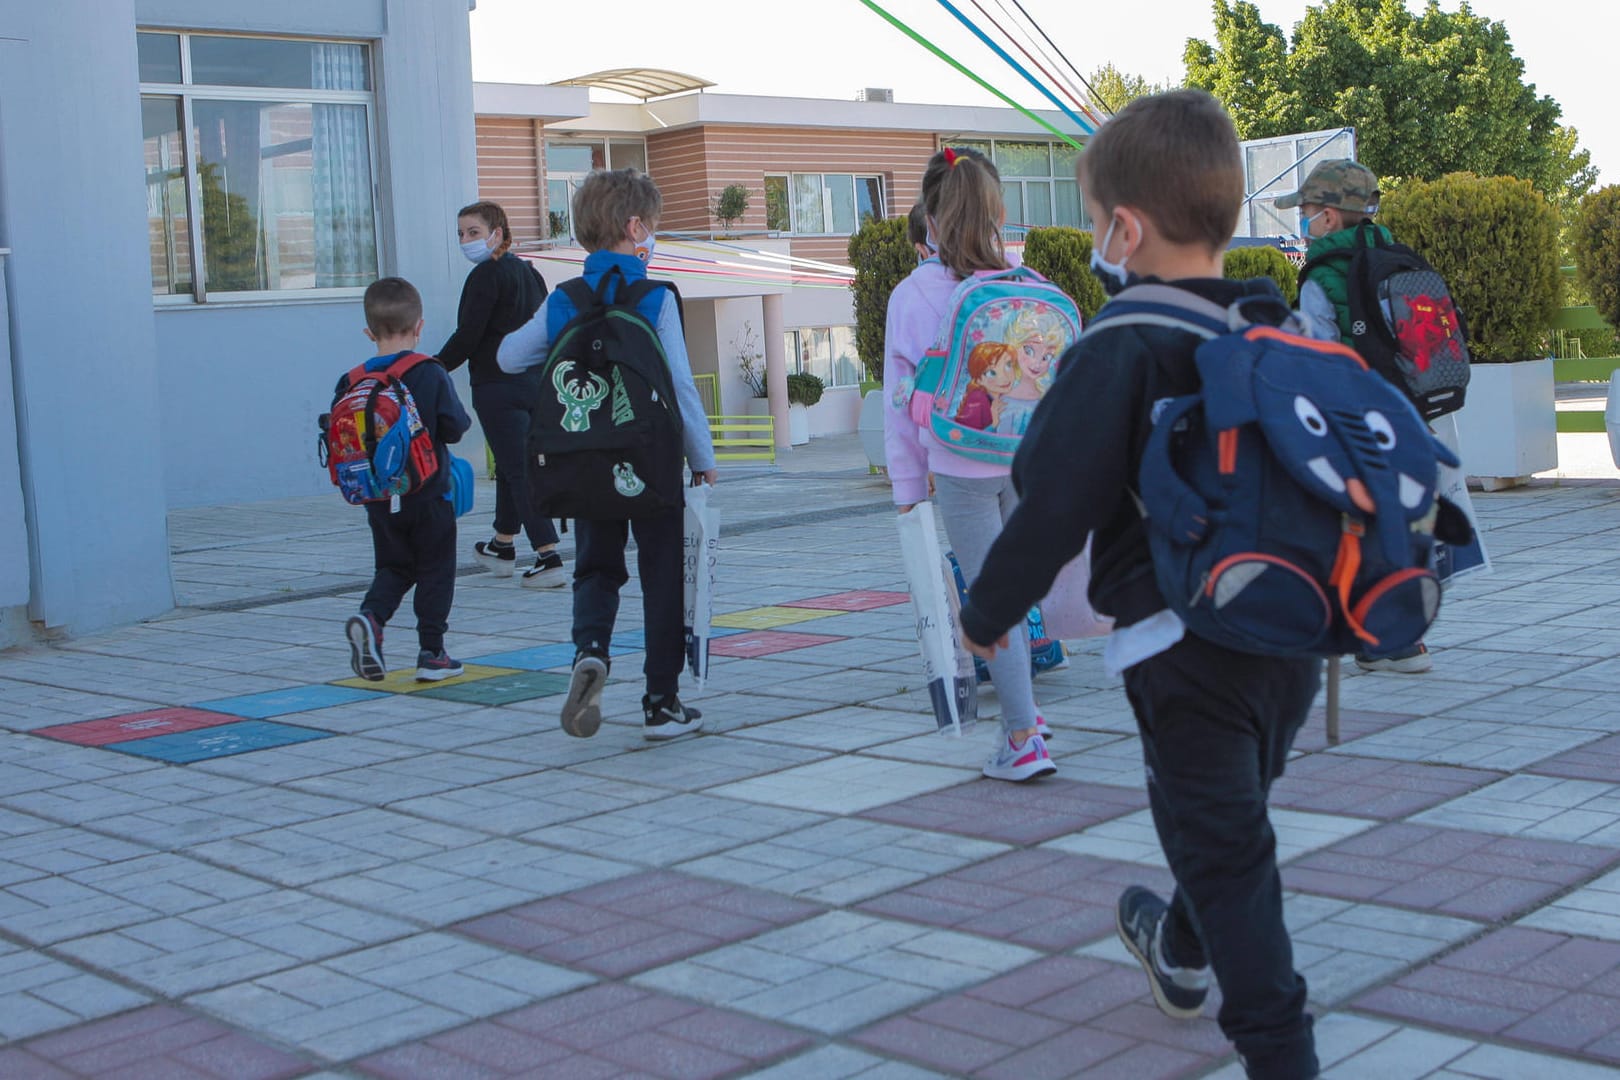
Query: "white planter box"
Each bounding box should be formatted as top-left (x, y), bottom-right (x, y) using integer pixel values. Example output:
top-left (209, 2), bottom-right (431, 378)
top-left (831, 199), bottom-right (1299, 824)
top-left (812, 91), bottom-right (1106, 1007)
top-left (743, 396), bottom-right (771, 418)
top-left (1452, 358), bottom-right (1557, 487)
top-left (788, 402), bottom-right (810, 445)
top-left (858, 388), bottom-right (887, 468)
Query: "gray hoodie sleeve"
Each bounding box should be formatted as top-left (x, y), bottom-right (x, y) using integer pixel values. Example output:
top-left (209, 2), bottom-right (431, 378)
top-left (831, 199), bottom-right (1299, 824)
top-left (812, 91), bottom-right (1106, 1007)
top-left (655, 291), bottom-right (717, 473)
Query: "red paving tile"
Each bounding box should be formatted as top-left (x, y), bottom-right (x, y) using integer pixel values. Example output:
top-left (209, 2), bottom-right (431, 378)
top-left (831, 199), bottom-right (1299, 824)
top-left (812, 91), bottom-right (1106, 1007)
top-left (1531, 733), bottom-right (1620, 783)
top-left (780, 590), bottom-right (911, 611)
top-left (1270, 755), bottom-right (1502, 820)
top-left (355, 984), bottom-right (812, 1079)
top-left (858, 850), bottom-right (1176, 951)
top-left (859, 777), bottom-right (1148, 845)
top-left (853, 955), bottom-right (1227, 1079)
top-left (450, 870), bottom-right (822, 977)
top-left (30, 708), bottom-right (241, 747)
top-left (1356, 927), bottom-right (1620, 1062)
top-left (1292, 708), bottom-right (1420, 752)
top-left (1283, 822), bottom-right (1620, 920)
top-left (14, 1005), bottom-right (312, 1079)
top-left (707, 630), bottom-right (846, 659)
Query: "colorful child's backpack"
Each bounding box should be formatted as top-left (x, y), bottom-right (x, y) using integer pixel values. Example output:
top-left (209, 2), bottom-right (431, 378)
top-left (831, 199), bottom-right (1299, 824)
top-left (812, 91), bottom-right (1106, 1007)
top-left (1090, 284), bottom-right (1471, 659)
top-left (908, 267), bottom-right (1082, 464)
top-left (1303, 222), bottom-right (1471, 420)
top-left (320, 353), bottom-right (440, 506)
top-left (526, 267), bottom-right (684, 520)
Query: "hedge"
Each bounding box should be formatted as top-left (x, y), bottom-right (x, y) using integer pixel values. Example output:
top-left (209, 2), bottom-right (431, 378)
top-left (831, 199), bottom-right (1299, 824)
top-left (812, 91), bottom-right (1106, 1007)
top-left (1223, 246), bottom-right (1299, 304)
top-left (848, 216), bottom-right (914, 384)
top-left (1572, 184), bottom-right (1620, 332)
top-left (1020, 226), bottom-right (1107, 319)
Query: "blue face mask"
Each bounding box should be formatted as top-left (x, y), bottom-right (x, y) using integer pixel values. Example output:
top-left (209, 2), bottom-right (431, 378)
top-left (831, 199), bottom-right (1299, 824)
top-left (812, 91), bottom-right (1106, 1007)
top-left (1089, 214), bottom-right (1135, 296)
top-left (1299, 208), bottom-right (1328, 238)
top-left (460, 237), bottom-right (493, 264)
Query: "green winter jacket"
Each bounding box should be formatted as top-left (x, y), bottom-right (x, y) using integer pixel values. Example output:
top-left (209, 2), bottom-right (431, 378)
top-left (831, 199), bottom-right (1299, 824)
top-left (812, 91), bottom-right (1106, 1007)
top-left (1300, 223), bottom-right (1395, 344)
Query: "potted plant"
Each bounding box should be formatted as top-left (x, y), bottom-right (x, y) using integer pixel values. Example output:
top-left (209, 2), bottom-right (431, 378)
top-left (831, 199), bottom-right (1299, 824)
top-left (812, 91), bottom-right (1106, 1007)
top-left (711, 184), bottom-right (751, 237)
top-left (1571, 184), bottom-right (1620, 466)
top-left (1381, 172), bottom-right (1562, 487)
top-left (733, 321), bottom-right (769, 418)
top-left (785, 371), bottom-right (824, 445)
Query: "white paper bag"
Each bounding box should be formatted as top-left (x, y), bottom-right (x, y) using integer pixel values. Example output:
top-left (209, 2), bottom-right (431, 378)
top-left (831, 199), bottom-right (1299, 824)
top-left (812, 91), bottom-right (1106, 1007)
top-left (683, 483), bottom-right (719, 687)
top-left (897, 502), bottom-right (974, 736)
top-left (1431, 414), bottom-right (1491, 583)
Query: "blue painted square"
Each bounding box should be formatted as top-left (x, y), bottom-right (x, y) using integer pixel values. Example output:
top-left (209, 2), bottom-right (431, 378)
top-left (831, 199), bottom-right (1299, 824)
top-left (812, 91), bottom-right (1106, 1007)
top-left (105, 720), bottom-right (333, 763)
top-left (469, 643), bottom-right (579, 671)
top-left (194, 684), bottom-right (388, 720)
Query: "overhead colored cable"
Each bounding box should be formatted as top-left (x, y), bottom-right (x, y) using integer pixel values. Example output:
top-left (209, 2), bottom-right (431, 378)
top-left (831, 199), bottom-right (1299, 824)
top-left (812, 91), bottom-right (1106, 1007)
top-left (966, 0), bottom-right (1104, 129)
top-left (1004, 0), bottom-right (1116, 115)
top-left (657, 232), bottom-right (857, 276)
top-left (931, 0), bottom-right (1096, 136)
top-left (855, 0), bottom-right (1083, 149)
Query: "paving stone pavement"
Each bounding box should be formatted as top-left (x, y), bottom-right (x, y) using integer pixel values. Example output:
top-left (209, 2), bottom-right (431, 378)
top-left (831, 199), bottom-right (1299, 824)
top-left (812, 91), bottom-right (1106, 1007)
top-left (0, 444), bottom-right (1616, 1076)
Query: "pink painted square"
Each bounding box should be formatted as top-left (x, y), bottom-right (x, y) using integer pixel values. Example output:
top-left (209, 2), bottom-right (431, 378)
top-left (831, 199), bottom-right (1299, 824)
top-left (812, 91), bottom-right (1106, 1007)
top-left (33, 708), bottom-right (243, 747)
top-left (781, 590), bottom-right (911, 612)
top-left (708, 631), bottom-right (847, 659)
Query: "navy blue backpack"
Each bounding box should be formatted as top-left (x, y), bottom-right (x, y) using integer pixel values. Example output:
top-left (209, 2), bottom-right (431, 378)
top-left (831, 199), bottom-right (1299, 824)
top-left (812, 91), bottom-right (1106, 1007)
top-left (1088, 284), bottom-right (1471, 659)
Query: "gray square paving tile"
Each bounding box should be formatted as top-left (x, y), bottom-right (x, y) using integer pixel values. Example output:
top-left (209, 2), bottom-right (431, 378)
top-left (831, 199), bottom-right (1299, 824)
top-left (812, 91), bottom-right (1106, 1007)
top-left (1435, 685), bottom-right (1620, 734)
top-left (633, 910), bottom-right (1039, 1033)
top-left (390, 770), bottom-right (669, 835)
top-left (748, 1045), bottom-right (951, 1079)
top-left (1270, 755), bottom-right (1503, 820)
top-left (0, 682), bottom-right (166, 732)
top-left (0, 822), bottom-right (154, 890)
top-left (1332, 716), bottom-right (1601, 771)
top-left (287, 750), bottom-right (541, 804)
top-left (187, 735), bottom-right (425, 783)
top-left (862, 776), bottom-right (1148, 845)
top-left (1331, 676), bottom-right (1503, 718)
top-left (1532, 734), bottom-right (1620, 784)
top-left (1520, 866), bottom-right (1620, 941)
top-left (861, 725), bottom-right (1119, 770)
top-left (0, 941), bottom-right (150, 1041)
top-left (538, 792), bottom-right (826, 866)
top-left (728, 706), bottom-right (941, 753)
top-left (709, 756), bottom-right (970, 815)
top-left (187, 808), bottom-right (491, 887)
top-left (190, 932), bottom-right (593, 1061)
top-left (678, 818), bottom-right (1009, 905)
top-left (1414, 774), bottom-right (1620, 845)
top-left (1045, 806), bottom-right (1376, 868)
top-left (1, 1003), bottom-right (321, 1078)
top-left (747, 669), bottom-right (928, 708)
top-left (564, 734), bottom-right (832, 791)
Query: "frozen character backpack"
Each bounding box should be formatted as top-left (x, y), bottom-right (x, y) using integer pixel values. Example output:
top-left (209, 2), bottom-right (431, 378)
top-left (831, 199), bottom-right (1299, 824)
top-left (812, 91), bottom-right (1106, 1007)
top-left (319, 353), bottom-right (440, 506)
top-left (1089, 284), bottom-right (1472, 660)
top-left (526, 267), bottom-right (685, 520)
top-left (1302, 222), bottom-right (1472, 420)
top-left (907, 267), bottom-right (1082, 464)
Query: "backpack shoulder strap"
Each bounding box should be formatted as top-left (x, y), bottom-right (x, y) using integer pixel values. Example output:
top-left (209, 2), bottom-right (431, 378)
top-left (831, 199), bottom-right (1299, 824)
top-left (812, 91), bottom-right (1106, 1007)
top-left (558, 277), bottom-right (601, 317)
top-left (1083, 284), bottom-right (1233, 341)
top-left (383, 352), bottom-right (434, 381)
top-left (1300, 247), bottom-right (1353, 278)
top-left (619, 278), bottom-right (681, 330)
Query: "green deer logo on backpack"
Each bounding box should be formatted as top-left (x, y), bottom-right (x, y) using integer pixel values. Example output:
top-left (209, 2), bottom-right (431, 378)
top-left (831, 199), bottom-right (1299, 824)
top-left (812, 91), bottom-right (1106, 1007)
top-left (554, 362), bottom-right (609, 433)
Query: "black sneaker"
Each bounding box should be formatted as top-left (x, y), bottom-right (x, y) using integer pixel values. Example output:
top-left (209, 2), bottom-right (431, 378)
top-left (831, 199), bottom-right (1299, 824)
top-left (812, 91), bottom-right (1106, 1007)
top-left (1116, 886), bottom-right (1210, 1020)
top-left (415, 649), bottom-right (464, 682)
top-left (561, 650), bottom-right (610, 739)
top-left (474, 538), bottom-right (516, 577)
top-left (345, 612), bottom-right (386, 682)
top-left (642, 693), bottom-right (704, 742)
top-left (520, 550), bottom-right (567, 589)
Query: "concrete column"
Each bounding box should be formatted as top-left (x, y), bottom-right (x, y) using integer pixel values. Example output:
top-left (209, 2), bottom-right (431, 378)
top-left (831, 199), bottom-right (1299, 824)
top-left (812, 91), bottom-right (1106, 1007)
top-left (762, 293), bottom-right (790, 450)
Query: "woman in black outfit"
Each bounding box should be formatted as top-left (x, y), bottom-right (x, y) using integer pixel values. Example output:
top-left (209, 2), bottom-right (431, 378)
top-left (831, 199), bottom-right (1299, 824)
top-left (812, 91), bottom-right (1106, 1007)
top-left (438, 201), bottom-right (565, 587)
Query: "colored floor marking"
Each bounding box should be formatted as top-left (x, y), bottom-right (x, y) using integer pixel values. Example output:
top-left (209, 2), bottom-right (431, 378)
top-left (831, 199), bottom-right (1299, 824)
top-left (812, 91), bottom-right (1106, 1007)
top-left (32, 707), bottom-right (243, 747)
top-left (469, 643), bottom-right (580, 671)
top-left (195, 684), bottom-right (389, 719)
top-left (708, 630), bottom-right (848, 659)
top-left (416, 670), bottom-right (574, 706)
top-left (329, 664), bottom-right (520, 695)
top-left (710, 606), bottom-right (843, 631)
top-left (780, 590), bottom-right (911, 612)
top-left (104, 720), bottom-right (333, 764)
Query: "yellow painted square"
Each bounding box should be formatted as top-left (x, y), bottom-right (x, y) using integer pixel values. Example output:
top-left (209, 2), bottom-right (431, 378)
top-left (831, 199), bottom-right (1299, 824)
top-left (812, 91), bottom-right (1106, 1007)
top-left (710, 606), bottom-right (842, 631)
top-left (330, 664), bottom-right (520, 694)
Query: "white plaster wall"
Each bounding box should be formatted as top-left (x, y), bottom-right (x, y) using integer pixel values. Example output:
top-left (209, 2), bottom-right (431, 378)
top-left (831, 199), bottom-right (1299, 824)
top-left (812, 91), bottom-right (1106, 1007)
top-left (0, 2), bottom-right (176, 632)
top-left (140, 0), bottom-right (483, 507)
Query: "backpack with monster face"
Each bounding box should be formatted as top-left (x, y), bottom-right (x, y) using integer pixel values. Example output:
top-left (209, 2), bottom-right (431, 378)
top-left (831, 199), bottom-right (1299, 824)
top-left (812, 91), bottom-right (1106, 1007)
top-left (526, 267), bottom-right (684, 520)
top-left (1091, 284), bottom-right (1471, 659)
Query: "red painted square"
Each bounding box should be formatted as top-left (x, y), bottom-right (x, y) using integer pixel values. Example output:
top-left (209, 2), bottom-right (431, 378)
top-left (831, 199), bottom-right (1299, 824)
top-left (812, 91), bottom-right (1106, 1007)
top-left (32, 708), bottom-right (242, 747)
top-left (708, 630), bottom-right (847, 659)
top-left (781, 590), bottom-right (911, 612)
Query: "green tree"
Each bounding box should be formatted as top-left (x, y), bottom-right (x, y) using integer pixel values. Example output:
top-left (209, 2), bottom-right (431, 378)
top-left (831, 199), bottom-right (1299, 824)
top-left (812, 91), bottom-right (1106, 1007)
top-left (198, 160), bottom-right (261, 292)
top-left (1021, 227), bottom-right (1107, 319)
top-left (1084, 63), bottom-right (1175, 115)
top-left (848, 216), bottom-right (914, 383)
top-left (1572, 185), bottom-right (1620, 331)
top-left (1184, 0), bottom-right (1595, 203)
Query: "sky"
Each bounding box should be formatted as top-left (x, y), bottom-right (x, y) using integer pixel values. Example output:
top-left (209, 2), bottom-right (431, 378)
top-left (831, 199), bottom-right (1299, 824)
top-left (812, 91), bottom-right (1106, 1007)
top-left (468, 0), bottom-right (1614, 185)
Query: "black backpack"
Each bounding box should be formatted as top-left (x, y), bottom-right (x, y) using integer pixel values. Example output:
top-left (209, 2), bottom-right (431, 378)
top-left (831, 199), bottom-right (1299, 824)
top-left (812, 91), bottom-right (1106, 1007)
top-left (526, 268), bottom-right (685, 520)
top-left (1302, 223), bottom-right (1471, 420)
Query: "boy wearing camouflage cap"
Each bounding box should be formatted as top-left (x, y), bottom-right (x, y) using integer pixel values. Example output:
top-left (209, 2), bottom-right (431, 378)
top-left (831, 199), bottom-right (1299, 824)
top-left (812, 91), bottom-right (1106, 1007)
top-left (1279, 159), bottom-right (1432, 675)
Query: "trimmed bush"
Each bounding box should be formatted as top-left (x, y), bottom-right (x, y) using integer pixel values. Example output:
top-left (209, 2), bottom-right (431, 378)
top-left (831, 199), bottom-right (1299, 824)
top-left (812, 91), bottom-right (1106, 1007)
top-left (1021, 226), bottom-right (1107, 319)
top-left (786, 372), bottom-right (825, 407)
top-left (1378, 173), bottom-right (1561, 362)
top-left (1223, 246), bottom-right (1299, 305)
top-left (848, 216), bottom-right (915, 384)
top-left (1572, 184), bottom-right (1620, 331)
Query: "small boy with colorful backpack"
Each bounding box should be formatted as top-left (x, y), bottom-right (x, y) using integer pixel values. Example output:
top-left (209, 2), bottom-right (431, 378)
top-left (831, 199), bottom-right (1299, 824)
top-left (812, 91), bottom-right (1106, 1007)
top-left (1279, 159), bottom-right (1472, 674)
top-left (498, 167), bottom-right (717, 742)
top-left (334, 277), bottom-right (471, 683)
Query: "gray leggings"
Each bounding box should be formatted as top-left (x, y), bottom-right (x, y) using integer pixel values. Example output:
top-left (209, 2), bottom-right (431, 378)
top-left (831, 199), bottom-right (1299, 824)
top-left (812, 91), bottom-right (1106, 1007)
top-left (932, 473), bottom-right (1038, 737)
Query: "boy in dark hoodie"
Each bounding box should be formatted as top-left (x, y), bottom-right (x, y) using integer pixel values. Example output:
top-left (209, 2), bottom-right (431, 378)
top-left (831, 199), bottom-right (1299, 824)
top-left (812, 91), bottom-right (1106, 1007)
top-left (343, 277), bottom-right (472, 683)
top-left (959, 91), bottom-right (1321, 1080)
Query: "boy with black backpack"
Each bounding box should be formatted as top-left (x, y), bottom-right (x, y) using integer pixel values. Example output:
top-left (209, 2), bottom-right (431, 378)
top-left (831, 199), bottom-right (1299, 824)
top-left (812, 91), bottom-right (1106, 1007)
top-left (330, 277), bottom-right (471, 683)
top-left (959, 91), bottom-right (1466, 1080)
top-left (1280, 159), bottom-right (1472, 674)
top-left (497, 167), bottom-right (716, 742)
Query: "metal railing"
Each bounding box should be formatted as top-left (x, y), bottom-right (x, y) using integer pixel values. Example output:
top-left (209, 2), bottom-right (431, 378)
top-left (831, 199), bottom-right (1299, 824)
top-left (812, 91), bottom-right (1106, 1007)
top-left (709, 414), bottom-right (776, 465)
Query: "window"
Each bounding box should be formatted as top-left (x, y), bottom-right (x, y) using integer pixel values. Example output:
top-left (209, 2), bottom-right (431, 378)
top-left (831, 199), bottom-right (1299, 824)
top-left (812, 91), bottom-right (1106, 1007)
top-left (543, 138), bottom-right (648, 240)
top-left (785, 325), bottom-right (861, 388)
top-left (138, 31), bottom-right (377, 302)
top-left (1238, 128), bottom-right (1356, 238)
top-left (764, 173), bottom-right (884, 235)
top-left (944, 138), bottom-right (1090, 235)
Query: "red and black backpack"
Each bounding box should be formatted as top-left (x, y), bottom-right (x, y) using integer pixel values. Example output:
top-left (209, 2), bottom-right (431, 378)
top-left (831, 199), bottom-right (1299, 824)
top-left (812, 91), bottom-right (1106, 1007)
top-left (319, 353), bottom-right (440, 505)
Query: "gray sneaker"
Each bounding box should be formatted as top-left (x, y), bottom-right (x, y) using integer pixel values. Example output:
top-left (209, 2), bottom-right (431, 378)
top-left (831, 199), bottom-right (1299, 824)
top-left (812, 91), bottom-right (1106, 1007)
top-left (560, 651), bottom-right (609, 739)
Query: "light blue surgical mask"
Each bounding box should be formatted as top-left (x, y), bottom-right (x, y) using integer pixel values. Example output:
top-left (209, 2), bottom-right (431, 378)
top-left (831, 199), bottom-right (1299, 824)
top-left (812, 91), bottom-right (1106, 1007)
top-left (1089, 214), bottom-right (1134, 296)
top-left (460, 238), bottom-right (493, 264)
top-left (1299, 208), bottom-right (1328, 237)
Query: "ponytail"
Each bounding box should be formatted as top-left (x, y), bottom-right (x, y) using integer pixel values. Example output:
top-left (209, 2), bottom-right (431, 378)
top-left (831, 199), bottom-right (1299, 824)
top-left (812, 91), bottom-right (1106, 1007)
top-left (920, 147), bottom-right (1005, 277)
top-left (458, 200), bottom-right (513, 258)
